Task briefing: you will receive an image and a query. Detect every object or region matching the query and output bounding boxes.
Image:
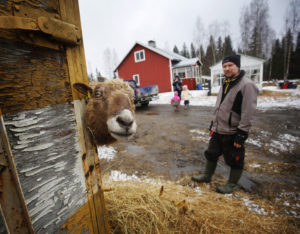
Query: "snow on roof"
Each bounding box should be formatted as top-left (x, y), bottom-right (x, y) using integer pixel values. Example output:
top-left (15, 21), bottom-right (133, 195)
top-left (172, 58), bottom-right (201, 68)
top-left (137, 41), bottom-right (187, 61)
top-left (114, 41), bottom-right (201, 71)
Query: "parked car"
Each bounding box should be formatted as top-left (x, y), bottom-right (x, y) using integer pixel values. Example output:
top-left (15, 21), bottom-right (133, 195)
top-left (125, 80), bottom-right (159, 106)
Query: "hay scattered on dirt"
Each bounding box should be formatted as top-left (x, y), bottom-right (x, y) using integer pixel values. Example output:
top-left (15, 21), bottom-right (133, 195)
top-left (103, 178), bottom-right (298, 233)
top-left (260, 90), bottom-right (292, 97)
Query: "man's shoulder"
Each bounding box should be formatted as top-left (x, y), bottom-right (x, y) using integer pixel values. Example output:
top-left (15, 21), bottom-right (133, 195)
top-left (240, 75), bottom-right (259, 94)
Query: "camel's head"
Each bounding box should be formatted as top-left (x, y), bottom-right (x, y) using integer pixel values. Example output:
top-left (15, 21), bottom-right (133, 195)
top-left (74, 78), bottom-right (136, 145)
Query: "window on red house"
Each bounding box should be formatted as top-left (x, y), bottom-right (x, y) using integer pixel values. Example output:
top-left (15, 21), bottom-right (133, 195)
top-left (134, 50), bottom-right (145, 63)
top-left (133, 74), bottom-right (140, 86)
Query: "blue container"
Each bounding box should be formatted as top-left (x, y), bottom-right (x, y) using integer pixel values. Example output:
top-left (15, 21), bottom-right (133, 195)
top-left (197, 84), bottom-right (202, 90)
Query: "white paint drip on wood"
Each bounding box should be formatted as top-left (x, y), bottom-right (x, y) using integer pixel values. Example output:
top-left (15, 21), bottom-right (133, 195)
top-left (25, 164), bottom-right (55, 177)
top-left (45, 154), bottom-right (65, 162)
top-left (28, 177), bottom-right (58, 193)
top-left (16, 131), bottom-right (46, 141)
top-left (9, 124), bottom-right (44, 133)
top-left (23, 143), bottom-right (54, 152)
top-left (20, 165), bottom-right (40, 173)
top-left (5, 116), bottom-right (39, 127)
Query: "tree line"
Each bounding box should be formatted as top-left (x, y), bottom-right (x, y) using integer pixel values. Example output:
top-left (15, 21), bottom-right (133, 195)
top-left (172, 0), bottom-right (300, 81)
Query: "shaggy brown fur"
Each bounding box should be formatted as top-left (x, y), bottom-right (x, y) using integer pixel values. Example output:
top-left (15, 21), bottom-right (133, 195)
top-left (74, 79), bottom-right (136, 145)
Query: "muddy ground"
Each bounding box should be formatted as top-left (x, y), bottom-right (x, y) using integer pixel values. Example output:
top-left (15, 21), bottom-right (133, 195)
top-left (100, 104), bottom-right (300, 219)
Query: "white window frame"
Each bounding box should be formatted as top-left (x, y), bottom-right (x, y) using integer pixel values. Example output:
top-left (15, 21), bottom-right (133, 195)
top-left (134, 50), bottom-right (146, 63)
top-left (133, 74), bottom-right (140, 86)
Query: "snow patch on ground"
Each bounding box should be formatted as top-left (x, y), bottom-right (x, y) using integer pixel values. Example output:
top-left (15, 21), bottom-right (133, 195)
top-left (249, 164), bottom-right (261, 168)
top-left (265, 134), bottom-right (299, 155)
top-left (276, 192), bottom-right (300, 218)
top-left (247, 138), bottom-right (262, 147)
top-left (97, 145), bottom-right (117, 161)
top-left (226, 194), bottom-right (274, 216)
top-left (189, 129), bottom-right (210, 143)
top-left (107, 170), bottom-right (164, 186)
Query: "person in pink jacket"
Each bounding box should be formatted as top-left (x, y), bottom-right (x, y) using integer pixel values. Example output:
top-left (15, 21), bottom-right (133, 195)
top-left (171, 91), bottom-right (181, 111)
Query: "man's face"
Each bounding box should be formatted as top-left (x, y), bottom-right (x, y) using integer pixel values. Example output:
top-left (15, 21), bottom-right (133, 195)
top-left (222, 62), bottom-right (239, 78)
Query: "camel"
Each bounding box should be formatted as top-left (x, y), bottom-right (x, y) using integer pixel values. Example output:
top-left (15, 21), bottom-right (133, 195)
top-left (73, 78), bottom-right (137, 145)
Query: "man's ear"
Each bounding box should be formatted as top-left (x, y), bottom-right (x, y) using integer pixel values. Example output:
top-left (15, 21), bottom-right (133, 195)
top-left (73, 83), bottom-right (93, 96)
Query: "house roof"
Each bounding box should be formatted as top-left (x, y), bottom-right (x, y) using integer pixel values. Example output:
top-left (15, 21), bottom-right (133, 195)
top-left (172, 58), bottom-right (201, 68)
top-left (114, 41), bottom-right (201, 71)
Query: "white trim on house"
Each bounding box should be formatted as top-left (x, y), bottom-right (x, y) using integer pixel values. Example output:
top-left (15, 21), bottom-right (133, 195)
top-left (169, 59), bottom-right (174, 92)
top-left (133, 74), bottom-right (140, 86)
top-left (134, 49), bottom-right (146, 63)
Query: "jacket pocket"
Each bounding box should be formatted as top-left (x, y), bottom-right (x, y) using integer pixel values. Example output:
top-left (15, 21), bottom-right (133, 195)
top-left (228, 111), bottom-right (240, 128)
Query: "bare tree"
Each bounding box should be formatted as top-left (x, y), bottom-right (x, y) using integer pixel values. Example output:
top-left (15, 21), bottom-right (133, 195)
top-left (193, 16), bottom-right (206, 58)
top-left (103, 48), bottom-right (119, 79)
top-left (284, 0), bottom-right (300, 81)
top-left (239, 6), bottom-right (252, 54)
top-left (241, 0), bottom-right (271, 58)
top-left (193, 16), bottom-right (206, 77)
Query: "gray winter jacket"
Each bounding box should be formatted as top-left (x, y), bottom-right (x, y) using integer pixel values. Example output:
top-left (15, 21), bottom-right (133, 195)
top-left (212, 72), bottom-right (259, 135)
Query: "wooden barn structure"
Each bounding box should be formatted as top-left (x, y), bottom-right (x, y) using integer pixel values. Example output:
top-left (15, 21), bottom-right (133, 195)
top-left (0, 1), bottom-right (109, 233)
top-left (114, 41), bottom-right (202, 92)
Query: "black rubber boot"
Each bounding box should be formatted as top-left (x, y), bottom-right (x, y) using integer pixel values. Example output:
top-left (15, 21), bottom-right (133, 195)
top-left (216, 168), bottom-right (243, 194)
top-left (191, 160), bottom-right (217, 183)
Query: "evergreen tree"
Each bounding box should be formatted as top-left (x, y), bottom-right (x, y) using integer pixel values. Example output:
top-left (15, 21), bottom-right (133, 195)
top-left (203, 42), bottom-right (215, 76)
top-left (209, 35), bottom-right (216, 64)
top-left (289, 32), bottom-right (300, 79)
top-left (271, 39), bottom-right (284, 79)
top-left (223, 36), bottom-right (234, 57)
top-left (216, 36), bottom-right (223, 61)
top-left (180, 43), bottom-right (190, 58)
top-left (196, 45), bottom-right (205, 77)
top-left (190, 43), bottom-right (196, 58)
top-left (196, 45), bottom-right (205, 60)
top-left (88, 72), bottom-right (94, 83)
top-left (249, 26), bottom-right (261, 57)
top-left (173, 45), bottom-right (179, 54)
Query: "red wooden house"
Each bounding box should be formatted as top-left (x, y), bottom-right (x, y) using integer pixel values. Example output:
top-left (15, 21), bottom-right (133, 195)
top-left (114, 41), bottom-right (202, 92)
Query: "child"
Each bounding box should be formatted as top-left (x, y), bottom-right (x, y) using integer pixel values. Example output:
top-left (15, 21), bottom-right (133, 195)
top-left (171, 91), bottom-right (181, 111)
top-left (182, 85), bottom-right (191, 109)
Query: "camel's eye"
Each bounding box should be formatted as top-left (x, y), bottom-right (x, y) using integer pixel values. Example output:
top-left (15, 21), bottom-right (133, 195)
top-left (95, 90), bottom-right (102, 97)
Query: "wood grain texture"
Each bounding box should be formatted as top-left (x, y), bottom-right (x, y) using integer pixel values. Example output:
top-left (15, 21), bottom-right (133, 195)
top-left (0, 38), bottom-right (72, 114)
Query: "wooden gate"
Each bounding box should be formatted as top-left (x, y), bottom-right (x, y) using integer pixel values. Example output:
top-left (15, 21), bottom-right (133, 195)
top-left (0, 1), bottom-right (109, 233)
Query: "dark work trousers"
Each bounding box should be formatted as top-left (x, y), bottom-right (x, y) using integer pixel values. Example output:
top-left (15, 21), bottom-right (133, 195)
top-left (204, 132), bottom-right (245, 169)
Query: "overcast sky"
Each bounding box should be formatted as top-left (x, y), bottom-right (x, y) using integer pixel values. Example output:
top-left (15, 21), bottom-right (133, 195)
top-left (78, 0), bottom-right (290, 77)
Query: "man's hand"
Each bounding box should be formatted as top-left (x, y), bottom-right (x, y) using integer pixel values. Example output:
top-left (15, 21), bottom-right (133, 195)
top-left (234, 142), bottom-right (242, 148)
top-left (234, 129), bottom-right (248, 148)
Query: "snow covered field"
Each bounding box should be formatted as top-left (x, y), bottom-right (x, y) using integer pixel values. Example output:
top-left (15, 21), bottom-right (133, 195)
top-left (151, 85), bottom-right (300, 110)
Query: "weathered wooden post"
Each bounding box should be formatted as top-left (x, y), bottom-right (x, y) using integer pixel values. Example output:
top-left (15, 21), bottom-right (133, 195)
top-left (0, 1), bottom-right (109, 233)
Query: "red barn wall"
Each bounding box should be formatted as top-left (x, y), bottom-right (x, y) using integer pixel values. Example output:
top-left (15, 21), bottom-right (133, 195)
top-left (117, 45), bottom-right (172, 92)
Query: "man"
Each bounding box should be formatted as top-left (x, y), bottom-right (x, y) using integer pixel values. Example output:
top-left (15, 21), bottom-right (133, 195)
top-left (192, 54), bottom-right (259, 194)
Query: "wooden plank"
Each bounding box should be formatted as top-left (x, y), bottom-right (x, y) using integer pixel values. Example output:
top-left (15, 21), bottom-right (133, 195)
top-left (0, 38), bottom-right (72, 114)
top-left (59, 0), bottom-right (110, 233)
top-left (3, 103), bottom-right (88, 233)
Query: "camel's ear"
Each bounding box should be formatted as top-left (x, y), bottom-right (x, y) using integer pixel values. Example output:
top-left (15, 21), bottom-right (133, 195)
top-left (73, 83), bottom-right (93, 96)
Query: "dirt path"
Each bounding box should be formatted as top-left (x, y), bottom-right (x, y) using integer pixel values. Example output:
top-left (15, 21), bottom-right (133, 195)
top-left (100, 104), bottom-right (300, 218)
